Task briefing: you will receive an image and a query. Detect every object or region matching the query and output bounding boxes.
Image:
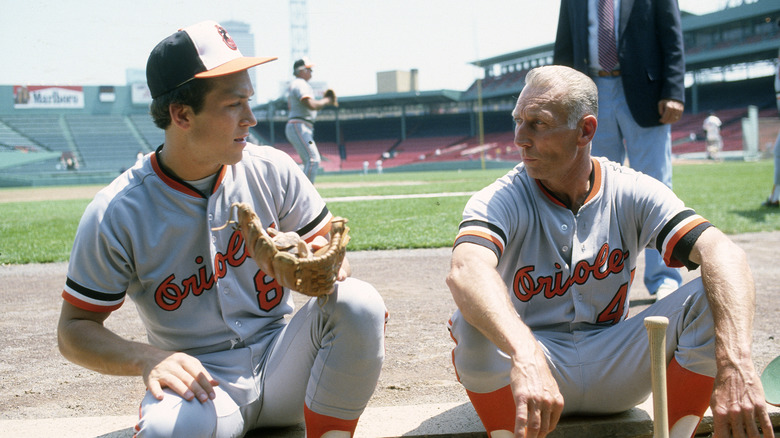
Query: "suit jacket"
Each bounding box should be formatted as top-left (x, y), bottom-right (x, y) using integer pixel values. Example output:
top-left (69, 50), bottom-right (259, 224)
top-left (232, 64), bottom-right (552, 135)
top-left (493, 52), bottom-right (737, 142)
top-left (553, 0), bottom-right (685, 127)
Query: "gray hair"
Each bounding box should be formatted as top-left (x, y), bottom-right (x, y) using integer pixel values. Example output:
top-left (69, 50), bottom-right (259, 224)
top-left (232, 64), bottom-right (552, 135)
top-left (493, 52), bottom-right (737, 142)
top-left (523, 65), bottom-right (598, 128)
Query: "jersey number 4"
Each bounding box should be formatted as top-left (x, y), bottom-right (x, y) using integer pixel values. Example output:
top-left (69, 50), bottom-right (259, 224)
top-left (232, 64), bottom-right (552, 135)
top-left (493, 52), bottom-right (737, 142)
top-left (596, 281), bottom-right (630, 325)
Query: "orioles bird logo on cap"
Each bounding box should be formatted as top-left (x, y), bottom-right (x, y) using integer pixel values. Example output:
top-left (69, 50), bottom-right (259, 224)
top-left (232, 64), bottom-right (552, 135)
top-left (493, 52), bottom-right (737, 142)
top-left (216, 25), bottom-right (238, 50)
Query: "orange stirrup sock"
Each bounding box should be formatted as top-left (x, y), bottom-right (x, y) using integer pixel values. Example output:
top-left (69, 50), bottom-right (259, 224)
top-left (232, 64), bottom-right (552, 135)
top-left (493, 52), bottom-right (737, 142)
top-left (466, 385), bottom-right (516, 436)
top-left (666, 357), bottom-right (714, 438)
top-left (303, 404), bottom-right (359, 438)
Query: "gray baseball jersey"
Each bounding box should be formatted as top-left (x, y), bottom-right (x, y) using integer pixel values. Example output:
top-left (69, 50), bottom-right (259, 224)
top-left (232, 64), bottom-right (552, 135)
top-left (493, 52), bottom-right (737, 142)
top-left (449, 157), bottom-right (716, 413)
top-left (62, 145), bottom-right (385, 427)
top-left (63, 144), bottom-right (387, 432)
top-left (64, 145), bottom-right (331, 353)
top-left (62, 144), bottom-right (343, 416)
top-left (453, 157), bottom-right (711, 330)
top-left (287, 77), bottom-right (316, 122)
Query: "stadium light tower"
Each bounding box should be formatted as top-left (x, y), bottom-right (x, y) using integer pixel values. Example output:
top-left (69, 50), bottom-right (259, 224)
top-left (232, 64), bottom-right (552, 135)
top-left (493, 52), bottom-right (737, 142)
top-left (289, 0), bottom-right (309, 62)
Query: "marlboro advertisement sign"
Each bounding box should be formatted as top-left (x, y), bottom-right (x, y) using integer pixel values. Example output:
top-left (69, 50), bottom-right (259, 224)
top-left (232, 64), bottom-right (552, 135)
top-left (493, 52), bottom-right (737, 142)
top-left (13, 85), bottom-right (85, 109)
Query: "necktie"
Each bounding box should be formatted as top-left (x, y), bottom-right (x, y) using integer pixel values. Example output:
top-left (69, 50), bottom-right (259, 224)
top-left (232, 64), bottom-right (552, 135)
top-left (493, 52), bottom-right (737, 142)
top-left (598, 0), bottom-right (618, 71)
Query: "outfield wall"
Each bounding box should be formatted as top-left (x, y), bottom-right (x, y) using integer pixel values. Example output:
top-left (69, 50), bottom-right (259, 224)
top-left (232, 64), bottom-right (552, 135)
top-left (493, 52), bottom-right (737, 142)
top-left (0, 170), bottom-right (117, 188)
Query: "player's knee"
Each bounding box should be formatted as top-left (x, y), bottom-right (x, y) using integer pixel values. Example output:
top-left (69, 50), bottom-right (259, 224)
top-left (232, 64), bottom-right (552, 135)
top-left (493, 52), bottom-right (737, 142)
top-left (136, 390), bottom-right (218, 438)
top-left (450, 313), bottom-right (510, 392)
top-left (673, 277), bottom-right (717, 376)
top-left (335, 279), bottom-right (385, 321)
top-left (330, 279), bottom-right (387, 353)
top-left (679, 278), bottom-right (713, 323)
top-left (455, 346), bottom-right (509, 383)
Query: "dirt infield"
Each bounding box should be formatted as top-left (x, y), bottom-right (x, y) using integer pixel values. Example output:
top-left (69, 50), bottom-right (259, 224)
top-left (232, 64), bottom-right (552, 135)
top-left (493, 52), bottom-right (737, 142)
top-left (1, 231), bottom-right (779, 421)
top-left (0, 185), bottom-right (104, 204)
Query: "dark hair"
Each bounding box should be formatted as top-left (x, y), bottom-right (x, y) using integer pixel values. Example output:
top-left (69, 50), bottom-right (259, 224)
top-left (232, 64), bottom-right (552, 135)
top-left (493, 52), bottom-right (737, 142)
top-left (149, 78), bottom-right (213, 129)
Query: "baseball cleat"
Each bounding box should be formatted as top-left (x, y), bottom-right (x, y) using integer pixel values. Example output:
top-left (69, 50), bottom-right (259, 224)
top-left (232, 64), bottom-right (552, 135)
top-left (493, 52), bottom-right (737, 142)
top-left (761, 198), bottom-right (779, 208)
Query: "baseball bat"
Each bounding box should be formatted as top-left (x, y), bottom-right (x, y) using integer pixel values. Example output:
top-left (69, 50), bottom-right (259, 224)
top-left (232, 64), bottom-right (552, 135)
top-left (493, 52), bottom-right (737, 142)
top-left (644, 316), bottom-right (670, 438)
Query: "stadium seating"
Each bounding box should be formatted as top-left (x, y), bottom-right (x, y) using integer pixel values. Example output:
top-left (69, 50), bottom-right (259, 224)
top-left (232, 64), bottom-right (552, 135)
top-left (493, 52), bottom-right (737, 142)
top-left (0, 119), bottom-right (38, 151)
top-left (1, 73), bottom-right (777, 184)
top-left (386, 136), bottom-right (468, 165)
top-left (128, 114), bottom-right (163, 150)
top-left (1, 115), bottom-right (71, 153)
top-left (330, 139), bottom-right (394, 171)
top-left (65, 115), bottom-right (144, 172)
top-left (3, 102), bottom-right (777, 182)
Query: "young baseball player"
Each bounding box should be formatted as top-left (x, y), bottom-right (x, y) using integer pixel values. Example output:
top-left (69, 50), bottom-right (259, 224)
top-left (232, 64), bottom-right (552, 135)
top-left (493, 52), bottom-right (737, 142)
top-left (446, 65), bottom-right (774, 438)
top-left (57, 21), bottom-right (386, 438)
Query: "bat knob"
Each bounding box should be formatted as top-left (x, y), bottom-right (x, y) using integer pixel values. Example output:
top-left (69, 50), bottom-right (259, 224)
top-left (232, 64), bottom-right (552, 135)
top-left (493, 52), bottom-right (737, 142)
top-left (644, 316), bottom-right (669, 329)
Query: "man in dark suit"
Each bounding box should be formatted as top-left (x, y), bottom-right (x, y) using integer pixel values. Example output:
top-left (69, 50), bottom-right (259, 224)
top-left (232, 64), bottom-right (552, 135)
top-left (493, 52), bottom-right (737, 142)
top-left (554, 0), bottom-right (686, 302)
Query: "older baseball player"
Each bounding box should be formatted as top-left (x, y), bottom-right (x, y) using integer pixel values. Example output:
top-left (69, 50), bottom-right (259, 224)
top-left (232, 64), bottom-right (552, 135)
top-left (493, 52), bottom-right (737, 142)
top-left (57, 21), bottom-right (385, 438)
top-left (446, 65), bottom-right (773, 438)
top-left (285, 57), bottom-right (336, 182)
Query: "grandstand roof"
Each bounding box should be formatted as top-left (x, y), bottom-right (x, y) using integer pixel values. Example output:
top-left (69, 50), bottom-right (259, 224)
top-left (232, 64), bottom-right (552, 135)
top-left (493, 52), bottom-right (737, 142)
top-left (328, 89), bottom-right (463, 109)
top-left (468, 43), bottom-right (555, 69)
top-left (264, 89), bottom-right (463, 114)
top-left (464, 1), bottom-right (780, 75)
top-left (453, 0), bottom-right (780, 104)
top-left (686, 37), bottom-right (779, 71)
top-left (683, 0), bottom-right (780, 70)
top-left (682, 0), bottom-right (779, 30)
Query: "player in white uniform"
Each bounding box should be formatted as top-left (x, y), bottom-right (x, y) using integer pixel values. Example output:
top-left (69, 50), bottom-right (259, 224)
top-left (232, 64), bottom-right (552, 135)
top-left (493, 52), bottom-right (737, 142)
top-left (57, 21), bottom-right (386, 438)
top-left (702, 112), bottom-right (722, 161)
top-left (446, 66), bottom-right (773, 438)
top-left (285, 57), bottom-right (335, 182)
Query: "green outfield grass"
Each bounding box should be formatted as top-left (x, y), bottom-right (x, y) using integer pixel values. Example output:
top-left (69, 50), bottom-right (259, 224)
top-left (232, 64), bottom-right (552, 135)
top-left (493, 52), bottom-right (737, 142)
top-left (0, 199), bottom-right (91, 264)
top-left (1, 160), bottom-right (778, 265)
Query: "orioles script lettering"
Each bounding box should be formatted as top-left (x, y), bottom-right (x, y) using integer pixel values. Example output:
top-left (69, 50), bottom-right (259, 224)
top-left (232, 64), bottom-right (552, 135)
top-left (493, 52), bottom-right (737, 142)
top-left (513, 243), bottom-right (629, 302)
top-left (154, 229), bottom-right (276, 311)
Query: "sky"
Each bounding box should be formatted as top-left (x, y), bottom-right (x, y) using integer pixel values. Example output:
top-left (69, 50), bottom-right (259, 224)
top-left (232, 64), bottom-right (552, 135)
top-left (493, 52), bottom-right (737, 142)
top-left (1, 0), bottom-right (720, 104)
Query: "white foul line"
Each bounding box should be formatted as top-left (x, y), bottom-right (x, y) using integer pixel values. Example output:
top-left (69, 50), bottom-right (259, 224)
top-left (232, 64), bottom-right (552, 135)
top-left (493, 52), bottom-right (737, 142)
top-left (323, 192), bottom-right (475, 203)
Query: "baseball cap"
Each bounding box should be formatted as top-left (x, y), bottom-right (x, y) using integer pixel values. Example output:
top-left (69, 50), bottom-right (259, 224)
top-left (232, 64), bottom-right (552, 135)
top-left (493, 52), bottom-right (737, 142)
top-left (146, 20), bottom-right (277, 99)
top-left (293, 57), bottom-right (315, 73)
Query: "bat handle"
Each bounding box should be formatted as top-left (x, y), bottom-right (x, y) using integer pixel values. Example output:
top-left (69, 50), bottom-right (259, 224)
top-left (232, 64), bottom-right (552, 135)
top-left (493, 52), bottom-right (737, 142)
top-left (644, 316), bottom-right (670, 438)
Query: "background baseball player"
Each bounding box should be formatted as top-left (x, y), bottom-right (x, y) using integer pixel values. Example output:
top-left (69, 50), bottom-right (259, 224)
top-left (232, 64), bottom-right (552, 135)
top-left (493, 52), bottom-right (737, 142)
top-left (702, 111), bottom-right (723, 161)
top-left (762, 48), bottom-right (780, 208)
top-left (446, 65), bottom-right (773, 438)
top-left (57, 21), bottom-right (385, 438)
top-left (285, 57), bottom-right (337, 182)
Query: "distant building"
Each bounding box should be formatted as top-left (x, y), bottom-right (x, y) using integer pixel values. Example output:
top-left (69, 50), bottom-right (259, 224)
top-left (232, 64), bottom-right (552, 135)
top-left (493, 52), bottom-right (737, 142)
top-left (377, 69), bottom-right (419, 94)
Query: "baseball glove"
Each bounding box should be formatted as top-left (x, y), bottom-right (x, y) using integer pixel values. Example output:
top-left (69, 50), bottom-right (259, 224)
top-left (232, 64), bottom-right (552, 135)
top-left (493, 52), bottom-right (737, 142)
top-left (324, 88), bottom-right (338, 107)
top-left (234, 202), bottom-right (350, 297)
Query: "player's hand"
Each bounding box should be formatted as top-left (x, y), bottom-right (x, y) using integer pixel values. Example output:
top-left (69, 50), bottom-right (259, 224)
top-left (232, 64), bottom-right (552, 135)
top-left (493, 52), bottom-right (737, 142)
top-left (337, 267), bottom-right (349, 282)
top-left (710, 361), bottom-right (774, 438)
top-left (658, 99), bottom-right (684, 124)
top-left (143, 352), bottom-right (219, 403)
top-left (337, 256), bottom-right (352, 282)
top-left (509, 352), bottom-right (564, 438)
